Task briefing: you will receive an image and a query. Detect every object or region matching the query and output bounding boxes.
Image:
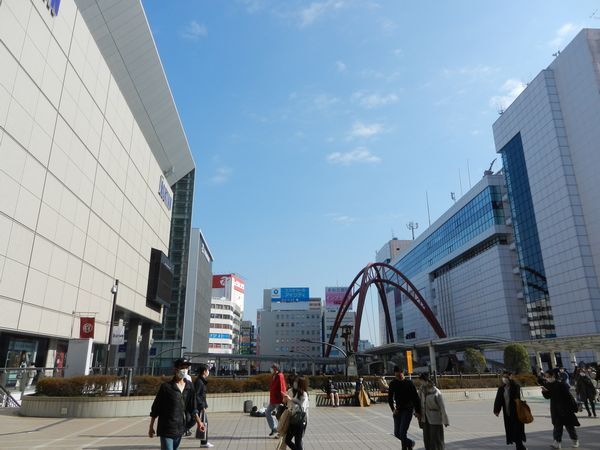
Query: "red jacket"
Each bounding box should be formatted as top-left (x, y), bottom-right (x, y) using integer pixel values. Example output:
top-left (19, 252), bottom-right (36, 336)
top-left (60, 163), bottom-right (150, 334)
top-left (269, 372), bottom-right (287, 404)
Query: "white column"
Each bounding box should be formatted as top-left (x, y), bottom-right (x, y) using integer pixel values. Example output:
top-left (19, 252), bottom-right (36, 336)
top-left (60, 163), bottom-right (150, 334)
top-left (569, 351), bottom-right (577, 369)
top-left (549, 350), bottom-right (557, 368)
top-left (535, 352), bottom-right (543, 371)
top-left (429, 343), bottom-right (437, 373)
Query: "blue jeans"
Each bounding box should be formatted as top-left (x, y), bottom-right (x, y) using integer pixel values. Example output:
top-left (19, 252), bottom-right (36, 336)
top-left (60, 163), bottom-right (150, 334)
top-left (266, 403), bottom-right (278, 433)
top-left (393, 409), bottom-right (414, 449)
top-left (160, 436), bottom-right (182, 450)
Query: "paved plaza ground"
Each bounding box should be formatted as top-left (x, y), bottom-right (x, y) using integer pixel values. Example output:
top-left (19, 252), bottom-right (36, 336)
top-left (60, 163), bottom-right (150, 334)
top-left (1, 395), bottom-right (599, 449)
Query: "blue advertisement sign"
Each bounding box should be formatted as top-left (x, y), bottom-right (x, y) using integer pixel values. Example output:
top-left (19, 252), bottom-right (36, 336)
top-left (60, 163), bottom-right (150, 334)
top-left (271, 287), bottom-right (309, 302)
top-left (209, 333), bottom-right (232, 340)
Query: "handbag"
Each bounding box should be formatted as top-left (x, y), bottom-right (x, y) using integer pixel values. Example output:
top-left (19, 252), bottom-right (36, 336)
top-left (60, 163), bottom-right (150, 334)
top-left (289, 404), bottom-right (306, 426)
top-left (275, 403), bottom-right (286, 420)
top-left (514, 399), bottom-right (534, 424)
top-left (277, 409), bottom-right (290, 434)
top-left (195, 410), bottom-right (207, 440)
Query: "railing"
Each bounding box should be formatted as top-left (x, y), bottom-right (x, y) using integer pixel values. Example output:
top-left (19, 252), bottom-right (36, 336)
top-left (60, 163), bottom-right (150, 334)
top-left (0, 384), bottom-right (20, 408)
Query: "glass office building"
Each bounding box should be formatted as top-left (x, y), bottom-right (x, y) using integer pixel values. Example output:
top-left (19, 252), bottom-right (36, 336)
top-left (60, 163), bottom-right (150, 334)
top-left (493, 29), bottom-right (600, 339)
top-left (383, 175), bottom-right (528, 344)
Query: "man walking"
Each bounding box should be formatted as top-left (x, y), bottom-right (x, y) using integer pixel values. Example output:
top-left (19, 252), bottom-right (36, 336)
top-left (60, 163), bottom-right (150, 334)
top-left (149, 358), bottom-right (205, 450)
top-left (266, 363), bottom-right (287, 438)
top-left (194, 363), bottom-right (214, 448)
top-left (388, 366), bottom-right (421, 450)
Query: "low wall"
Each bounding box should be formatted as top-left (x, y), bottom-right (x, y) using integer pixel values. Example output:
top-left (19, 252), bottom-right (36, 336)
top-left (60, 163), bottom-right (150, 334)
top-left (20, 387), bottom-right (541, 418)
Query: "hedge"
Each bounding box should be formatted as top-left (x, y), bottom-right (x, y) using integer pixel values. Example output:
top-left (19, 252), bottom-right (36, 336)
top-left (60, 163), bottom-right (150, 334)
top-left (34, 373), bottom-right (539, 397)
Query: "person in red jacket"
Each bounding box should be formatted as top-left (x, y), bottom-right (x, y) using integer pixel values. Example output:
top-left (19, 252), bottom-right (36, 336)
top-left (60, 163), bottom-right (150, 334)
top-left (266, 363), bottom-right (287, 437)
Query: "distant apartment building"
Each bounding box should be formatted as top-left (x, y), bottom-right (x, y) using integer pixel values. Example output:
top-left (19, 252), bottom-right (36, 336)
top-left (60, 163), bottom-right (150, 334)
top-left (323, 287), bottom-right (355, 358)
top-left (181, 229), bottom-right (213, 355)
top-left (493, 28), bottom-right (600, 339)
top-left (257, 288), bottom-right (322, 372)
top-left (209, 274), bottom-right (244, 354)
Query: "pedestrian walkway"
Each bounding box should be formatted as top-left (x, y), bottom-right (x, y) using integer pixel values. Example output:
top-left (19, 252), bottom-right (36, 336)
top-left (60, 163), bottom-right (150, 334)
top-left (0, 397), bottom-right (599, 449)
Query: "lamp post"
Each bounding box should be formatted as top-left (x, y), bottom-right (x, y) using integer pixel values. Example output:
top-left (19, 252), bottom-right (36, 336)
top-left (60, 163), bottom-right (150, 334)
top-left (104, 280), bottom-right (119, 375)
top-left (151, 346), bottom-right (187, 376)
top-left (290, 350), bottom-right (316, 376)
top-left (299, 338), bottom-right (349, 379)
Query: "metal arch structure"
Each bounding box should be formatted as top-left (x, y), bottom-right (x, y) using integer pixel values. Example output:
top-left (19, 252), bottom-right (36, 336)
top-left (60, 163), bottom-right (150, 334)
top-left (325, 262), bottom-right (447, 357)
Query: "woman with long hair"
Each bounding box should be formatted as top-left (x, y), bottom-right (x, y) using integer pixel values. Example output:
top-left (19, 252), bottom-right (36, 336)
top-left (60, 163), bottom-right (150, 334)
top-left (493, 371), bottom-right (527, 450)
top-left (283, 376), bottom-right (309, 450)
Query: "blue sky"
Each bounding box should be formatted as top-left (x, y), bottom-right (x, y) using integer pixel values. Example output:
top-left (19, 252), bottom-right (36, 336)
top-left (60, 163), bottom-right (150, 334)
top-left (143, 1), bottom-right (599, 345)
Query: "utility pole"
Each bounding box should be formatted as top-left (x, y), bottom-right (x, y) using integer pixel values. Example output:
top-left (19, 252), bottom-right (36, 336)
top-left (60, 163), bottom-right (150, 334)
top-left (406, 222), bottom-right (419, 240)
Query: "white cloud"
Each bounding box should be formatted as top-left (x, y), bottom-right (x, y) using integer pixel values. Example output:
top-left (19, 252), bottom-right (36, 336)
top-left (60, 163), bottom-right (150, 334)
top-left (327, 147), bottom-right (381, 165)
top-left (392, 48), bottom-right (403, 57)
top-left (180, 20), bottom-right (208, 40)
top-left (335, 60), bottom-right (347, 72)
top-left (352, 91), bottom-right (399, 109)
top-left (209, 167), bottom-right (233, 184)
top-left (489, 79), bottom-right (526, 111)
top-left (349, 121), bottom-right (384, 139)
top-left (443, 65), bottom-right (496, 79)
top-left (329, 214), bottom-right (356, 225)
top-left (299, 0), bottom-right (345, 27)
top-left (237, 0), bottom-right (266, 13)
top-left (549, 23), bottom-right (577, 48)
top-left (313, 93), bottom-right (340, 109)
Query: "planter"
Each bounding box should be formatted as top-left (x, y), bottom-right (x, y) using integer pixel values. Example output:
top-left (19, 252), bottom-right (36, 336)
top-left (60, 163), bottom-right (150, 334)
top-left (20, 392), bottom-right (271, 417)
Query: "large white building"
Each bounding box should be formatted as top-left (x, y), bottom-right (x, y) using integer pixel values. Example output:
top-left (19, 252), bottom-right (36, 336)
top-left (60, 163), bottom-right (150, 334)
top-left (0, 0), bottom-right (194, 373)
top-left (493, 28), bottom-right (600, 340)
top-left (209, 274), bottom-right (244, 355)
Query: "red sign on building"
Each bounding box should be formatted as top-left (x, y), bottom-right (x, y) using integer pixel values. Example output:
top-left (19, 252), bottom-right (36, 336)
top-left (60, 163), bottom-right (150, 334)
top-left (79, 317), bottom-right (95, 339)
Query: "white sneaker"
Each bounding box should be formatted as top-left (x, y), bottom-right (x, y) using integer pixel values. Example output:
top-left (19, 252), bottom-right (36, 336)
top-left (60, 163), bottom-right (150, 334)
top-left (200, 443), bottom-right (215, 448)
top-left (551, 441), bottom-right (561, 449)
top-left (572, 440), bottom-right (580, 448)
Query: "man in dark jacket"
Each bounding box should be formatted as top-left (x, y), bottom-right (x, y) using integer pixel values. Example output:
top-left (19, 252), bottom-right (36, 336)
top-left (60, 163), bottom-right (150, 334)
top-left (149, 358), bottom-right (204, 450)
top-left (193, 363), bottom-right (213, 448)
top-left (388, 366), bottom-right (421, 450)
top-left (542, 369), bottom-right (580, 449)
top-left (493, 371), bottom-right (527, 450)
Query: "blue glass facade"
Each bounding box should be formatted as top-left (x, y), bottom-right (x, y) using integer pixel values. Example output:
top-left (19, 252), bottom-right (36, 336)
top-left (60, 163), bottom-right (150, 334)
top-left (393, 185), bottom-right (505, 279)
top-left (500, 133), bottom-right (555, 338)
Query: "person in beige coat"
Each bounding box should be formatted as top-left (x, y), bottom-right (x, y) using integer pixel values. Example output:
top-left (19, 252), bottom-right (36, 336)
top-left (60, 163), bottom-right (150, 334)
top-left (419, 373), bottom-right (449, 450)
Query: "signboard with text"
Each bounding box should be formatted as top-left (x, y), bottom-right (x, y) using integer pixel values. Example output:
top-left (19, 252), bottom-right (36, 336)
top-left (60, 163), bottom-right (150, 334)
top-left (271, 287), bottom-right (309, 303)
top-left (111, 325), bottom-right (125, 345)
top-left (79, 317), bottom-right (95, 339)
top-left (325, 287), bottom-right (347, 309)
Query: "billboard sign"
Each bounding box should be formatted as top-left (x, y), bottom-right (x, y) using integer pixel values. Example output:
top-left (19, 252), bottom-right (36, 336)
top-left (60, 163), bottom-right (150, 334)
top-left (271, 287), bottom-right (309, 303)
top-left (212, 274), bottom-right (245, 293)
top-left (325, 287), bottom-right (347, 308)
top-left (79, 317), bottom-right (95, 339)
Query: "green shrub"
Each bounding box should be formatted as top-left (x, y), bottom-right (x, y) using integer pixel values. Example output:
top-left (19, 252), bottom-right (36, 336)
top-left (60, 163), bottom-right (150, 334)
top-left (463, 348), bottom-right (487, 373)
top-left (504, 344), bottom-right (531, 374)
top-left (36, 375), bottom-right (121, 397)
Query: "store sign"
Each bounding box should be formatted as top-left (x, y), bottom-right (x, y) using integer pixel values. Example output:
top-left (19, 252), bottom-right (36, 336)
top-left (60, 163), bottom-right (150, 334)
top-left (79, 317), bottom-right (95, 339)
top-left (111, 325), bottom-right (125, 345)
top-left (158, 176), bottom-right (173, 210)
top-left (43, 0), bottom-right (61, 16)
top-left (325, 287), bottom-right (347, 308)
top-left (271, 287), bottom-right (309, 303)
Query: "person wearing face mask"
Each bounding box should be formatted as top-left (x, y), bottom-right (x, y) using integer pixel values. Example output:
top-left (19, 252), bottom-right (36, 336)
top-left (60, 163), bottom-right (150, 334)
top-left (493, 371), bottom-right (527, 450)
top-left (193, 363), bottom-right (213, 448)
top-left (542, 369), bottom-right (580, 449)
top-left (418, 373), bottom-right (449, 450)
top-left (266, 363), bottom-right (288, 438)
top-left (283, 376), bottom-right (309, 450)
top-left (149, 358), bottom-right (205, 450)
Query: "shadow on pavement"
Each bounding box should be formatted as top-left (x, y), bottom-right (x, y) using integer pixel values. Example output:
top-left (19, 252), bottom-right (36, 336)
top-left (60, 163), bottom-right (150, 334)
top-left (447, 426), bottom-right (600, 450)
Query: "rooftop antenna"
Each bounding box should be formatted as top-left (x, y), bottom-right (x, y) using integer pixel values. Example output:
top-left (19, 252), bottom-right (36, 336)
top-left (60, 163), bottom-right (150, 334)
top-left (425, 191), bottom-right (431, 226)
top-left (484, 158), bottom-right (497, 176)
top-left (467, 160), bottom-right (472, 189)
top-left (406, 221), bottom-right (419, 240)
top-left (590, 9), bottom-right (598, 19)
top-left (459, 168), bottom-right (463, 196)
top-left (552, 50), bottom-right (561, 58)
top-left (451, 192), bottom-right (456, 202)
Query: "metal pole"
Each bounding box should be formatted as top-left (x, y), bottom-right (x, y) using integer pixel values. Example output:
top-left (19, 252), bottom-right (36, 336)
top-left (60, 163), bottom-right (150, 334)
top-left (104, 279), bottom-right (119, 375)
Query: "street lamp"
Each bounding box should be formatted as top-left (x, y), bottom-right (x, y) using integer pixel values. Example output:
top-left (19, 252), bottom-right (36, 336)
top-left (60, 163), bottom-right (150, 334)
top-left (151, 346), bottom-right (187, 376)
top-left (299, 338), bottom-right (349, 379)
top-left (290, 350), bottom-right (316, 376)
top-left (104, 279), bottom-right (119, 375)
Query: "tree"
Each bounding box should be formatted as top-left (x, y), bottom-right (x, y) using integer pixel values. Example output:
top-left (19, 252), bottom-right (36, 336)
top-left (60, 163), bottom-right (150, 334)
top-left (504, 343), bottom-right (531, 374)
top-left (464, 348), bottom-right (487, 373)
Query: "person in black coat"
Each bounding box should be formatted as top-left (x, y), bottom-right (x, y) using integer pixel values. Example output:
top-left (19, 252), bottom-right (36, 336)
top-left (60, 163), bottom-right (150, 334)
top-left (193, 363), bottom-right (213, 448)
top-left (541, 369), bottom-right (580, 449)
top-left (494, 371), bottom-right (527, 450)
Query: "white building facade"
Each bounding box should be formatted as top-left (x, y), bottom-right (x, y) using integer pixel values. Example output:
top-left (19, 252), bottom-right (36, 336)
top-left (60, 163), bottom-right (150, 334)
top-left (209, 274), bottom-right (244, 354)
top-left (0, 0), bottom-right (194, 373)
top-left (493, 28), bottom-right (600, 340)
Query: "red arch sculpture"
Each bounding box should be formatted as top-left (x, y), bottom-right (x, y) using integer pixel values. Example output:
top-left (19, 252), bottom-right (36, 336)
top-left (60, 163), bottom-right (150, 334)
top-left (325, 262), bottom-right (447, 356)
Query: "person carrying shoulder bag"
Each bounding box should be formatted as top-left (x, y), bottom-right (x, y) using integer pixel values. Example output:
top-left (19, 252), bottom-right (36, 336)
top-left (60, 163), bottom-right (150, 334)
top-left (282, 376), bottom-right (309, 450)
top-left (418, 373), bottom-right (449, 450)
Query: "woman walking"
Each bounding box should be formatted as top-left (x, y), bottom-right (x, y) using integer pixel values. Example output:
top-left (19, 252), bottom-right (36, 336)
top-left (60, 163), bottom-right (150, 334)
top-left (283, 376), bottom-right (309, 450)
top-left (542, 369), bottom-right (580, 449)
top-left (418, 373), bottom-right (449, 450)
top-left (575, 366), bottom-right (597, 418)
top-left (493, 371), bottom-right (527, 450)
